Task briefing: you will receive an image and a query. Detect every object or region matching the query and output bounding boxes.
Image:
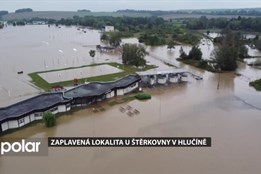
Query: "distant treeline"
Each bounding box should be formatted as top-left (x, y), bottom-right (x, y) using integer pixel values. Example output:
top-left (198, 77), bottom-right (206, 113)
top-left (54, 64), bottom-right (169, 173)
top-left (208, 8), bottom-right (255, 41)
top-left (15, 8), bottom-right (33, 13)
top-left (6, 15), bottom-right (261, 46)
top-left (54, 15), bottom-right (201, 45)
top-left (0, 11), bottom-right (8, 18)
top-left (184, 16), bottom-right (261, 32)
top-left (187, 9), bottom-right (261, 16)
top-left (117, 9), bottom-right (261, 16)
top-left (7, 14), bottom-right (261, 33)
top-left (77, 9), bottom-right (91, 12)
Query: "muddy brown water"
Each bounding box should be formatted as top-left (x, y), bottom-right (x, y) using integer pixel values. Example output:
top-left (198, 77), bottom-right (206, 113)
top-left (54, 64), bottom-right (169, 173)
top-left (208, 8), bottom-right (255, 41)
top-left (0, 26), bottom-right (261, 174)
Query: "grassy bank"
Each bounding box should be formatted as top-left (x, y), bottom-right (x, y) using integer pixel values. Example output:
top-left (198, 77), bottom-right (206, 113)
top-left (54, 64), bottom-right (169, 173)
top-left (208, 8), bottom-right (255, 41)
top-left (250, 79), bottom-right (261, 91)
top-left (29, 62), bottom-right (157, 91)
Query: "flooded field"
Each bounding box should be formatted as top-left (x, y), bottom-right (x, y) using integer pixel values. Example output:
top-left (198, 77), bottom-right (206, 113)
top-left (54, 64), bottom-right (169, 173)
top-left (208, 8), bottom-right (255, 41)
top-left (39, 64), bottom-right (122, 83)
top-left (1, 26), bottom-right (261, 174)
top-left (0, 25), bottom-right (122, 106)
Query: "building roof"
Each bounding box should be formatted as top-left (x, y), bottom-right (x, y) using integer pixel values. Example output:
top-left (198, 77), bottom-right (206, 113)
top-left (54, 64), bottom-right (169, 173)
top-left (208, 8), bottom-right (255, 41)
top-left (0, 93), bottom-right (71, 122)
top-left (64, 75), bottom-right (141, 98)
top-left (0, 75), bottom-right (140, 123)
top-left (137, 68), bottom-right (188, 76)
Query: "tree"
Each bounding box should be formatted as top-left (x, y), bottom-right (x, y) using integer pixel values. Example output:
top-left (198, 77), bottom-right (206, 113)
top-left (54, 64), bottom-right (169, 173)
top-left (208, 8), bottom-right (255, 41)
top-left (188, 45), bottom-right (202, 60)
top-left (43, 112), bottom-right (56, 127)
top-left (109, 32), bottom-right (121, 47)
top-left (101, 33), bottom-right (108, 41)
top-left (212, 31), bottom-right (243, 71)
top-left (167, 40), bottom-right (175, 50)
top-left (238, 45), bottom-right (248, 58)
top-left (122, 44), bottom-right (146, 67)
top-left (255, 39), bottom-right (261, 51)
top-left (89, 50), bottom-right (96, 62)
top-left (254, 35), bottom-right (259, 41)
top-left (179, 47), bottom-right (188, 59)
top-left (73, 78), bottom-right (78, 86)
top-left (213, 45), bottom-right (238, 71)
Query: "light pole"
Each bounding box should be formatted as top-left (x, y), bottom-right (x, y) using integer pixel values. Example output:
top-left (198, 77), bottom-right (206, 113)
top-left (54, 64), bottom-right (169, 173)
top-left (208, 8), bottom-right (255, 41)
top-left (217, 67), bottom-right (221, 90)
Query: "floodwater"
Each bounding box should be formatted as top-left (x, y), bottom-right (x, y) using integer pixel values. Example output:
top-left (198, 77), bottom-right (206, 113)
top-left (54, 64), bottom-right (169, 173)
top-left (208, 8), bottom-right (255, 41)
top-left (0, 25), bottom-right (122, 106)
top-left (1, 27), bottom-right (261, 174)
top-left (39, 64), bottom-right (122, 83)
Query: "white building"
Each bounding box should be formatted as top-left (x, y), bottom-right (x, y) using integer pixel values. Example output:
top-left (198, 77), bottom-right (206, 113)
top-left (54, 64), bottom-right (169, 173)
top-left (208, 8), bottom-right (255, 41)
top-left (102, 26), bottom-right (114, 32)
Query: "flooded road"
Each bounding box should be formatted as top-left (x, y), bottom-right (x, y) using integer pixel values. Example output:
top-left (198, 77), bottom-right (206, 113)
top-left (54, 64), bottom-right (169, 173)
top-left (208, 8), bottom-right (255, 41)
top-left (0, 27), bottom-right (261, 174)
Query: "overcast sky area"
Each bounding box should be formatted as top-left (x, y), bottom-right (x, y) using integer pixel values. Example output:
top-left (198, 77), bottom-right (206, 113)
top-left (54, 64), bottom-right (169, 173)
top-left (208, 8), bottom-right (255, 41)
top-left (1, 0), bottom-right (261, 12)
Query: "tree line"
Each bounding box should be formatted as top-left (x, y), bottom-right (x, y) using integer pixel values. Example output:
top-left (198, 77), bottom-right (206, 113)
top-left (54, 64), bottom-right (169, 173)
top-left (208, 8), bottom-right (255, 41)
top-left (116, 9), bottom-right (261, 17)
top-left (184, 16), bottom-right (261, 32)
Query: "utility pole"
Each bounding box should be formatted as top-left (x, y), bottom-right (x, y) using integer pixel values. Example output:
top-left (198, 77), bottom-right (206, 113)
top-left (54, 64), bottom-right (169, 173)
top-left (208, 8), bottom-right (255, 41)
top-left (217, 68), bottom-right (221, 90)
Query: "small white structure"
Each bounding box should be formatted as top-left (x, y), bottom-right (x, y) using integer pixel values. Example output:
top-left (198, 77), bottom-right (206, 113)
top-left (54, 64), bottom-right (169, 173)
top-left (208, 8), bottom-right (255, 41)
top-left (149, 76), bottom-right (156, 85)
top-left (169, 74), bottom-right (178, 83)
top-left (102, 26), bottom-right (114, 32)
top-left (157, 75), bottom-right (167, 84)
top-left (181, 73), bottom-right (189, 81)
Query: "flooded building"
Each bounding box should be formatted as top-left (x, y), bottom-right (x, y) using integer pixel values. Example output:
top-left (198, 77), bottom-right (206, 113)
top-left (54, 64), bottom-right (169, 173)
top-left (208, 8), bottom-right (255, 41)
top-left (0, 75), bottom-right (140, 133)
top-left (102, 25), bottom-right (114, 32)
top-left (0, 93), bottom-right (71, 133)
top-left (64, 75), bottom-right (140, 107)
top-left (138, 68), bottom-right (189, 85)
top-left (157, 74), bottom-right (167, 84)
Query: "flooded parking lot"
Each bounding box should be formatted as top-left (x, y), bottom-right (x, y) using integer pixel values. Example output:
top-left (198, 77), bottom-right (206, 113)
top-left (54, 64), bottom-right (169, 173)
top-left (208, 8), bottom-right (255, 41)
top-left (0, 26), bottom-right (261, 174)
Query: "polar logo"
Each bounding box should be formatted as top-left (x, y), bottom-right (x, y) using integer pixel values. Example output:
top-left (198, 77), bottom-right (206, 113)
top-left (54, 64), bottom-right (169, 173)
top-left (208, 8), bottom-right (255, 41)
top-left (1, 139), bottom-right (41, 155)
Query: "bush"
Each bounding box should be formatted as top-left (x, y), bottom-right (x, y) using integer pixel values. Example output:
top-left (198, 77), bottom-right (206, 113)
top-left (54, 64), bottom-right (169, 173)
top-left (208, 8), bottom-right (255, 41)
top-left (43, 112), bottom-right (56, 127)
top-left (135, 92), bottom-right (151, 100)
top-left (249, 79), bottom-right (261, 91)
top-left (188, 45), bottom-right (202, 60)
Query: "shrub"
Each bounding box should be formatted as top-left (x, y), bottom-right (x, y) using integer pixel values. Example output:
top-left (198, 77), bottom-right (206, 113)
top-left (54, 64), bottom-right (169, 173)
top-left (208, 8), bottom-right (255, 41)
top-left (43, 112), bottom-right (56, 127)
top-left (135, 92), bottom-right (151, 100)
top-left (249, 79), bottom-right (261, 91)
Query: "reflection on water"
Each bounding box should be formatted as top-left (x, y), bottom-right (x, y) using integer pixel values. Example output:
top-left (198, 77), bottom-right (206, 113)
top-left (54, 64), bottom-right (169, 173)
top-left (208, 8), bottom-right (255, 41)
top-left (1, 27), bottom-right (261, 174)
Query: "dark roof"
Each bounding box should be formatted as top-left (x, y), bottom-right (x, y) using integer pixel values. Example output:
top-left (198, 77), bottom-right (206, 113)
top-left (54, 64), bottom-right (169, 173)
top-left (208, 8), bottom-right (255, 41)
top-left (0, 93), bottom-right (71, 122)
top-left (0, 75), bottom-right (140, 123)
top-left (64, 75), bottom-right (141, 98)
